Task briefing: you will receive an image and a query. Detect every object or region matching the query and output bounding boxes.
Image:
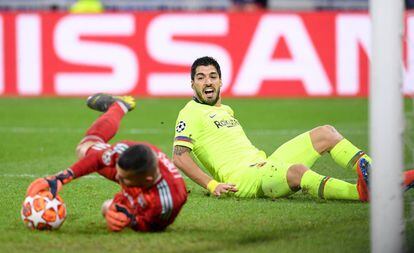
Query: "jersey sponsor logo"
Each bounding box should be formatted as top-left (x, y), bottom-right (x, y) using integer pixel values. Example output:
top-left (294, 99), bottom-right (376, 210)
top-left (176, 121), bottom-right (186, 133)
top-left (3, 13), bottom-right (414, 98)
top-left (209, 114), bottom-right (217, 118)
top-left (213, 118), bottom-right (240, 128)
top-left (157, 179), bottom-right (174, 220)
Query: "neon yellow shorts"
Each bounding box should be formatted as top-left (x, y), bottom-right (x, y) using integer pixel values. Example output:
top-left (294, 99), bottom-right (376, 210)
top-left (226, 132), bottom-right (321, 198)
top-left (269, 131), bottom-right (320, 168)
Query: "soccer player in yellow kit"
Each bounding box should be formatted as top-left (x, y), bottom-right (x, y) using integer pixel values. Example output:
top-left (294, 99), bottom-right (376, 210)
top-left (172, 56), bottom-right (414, 201)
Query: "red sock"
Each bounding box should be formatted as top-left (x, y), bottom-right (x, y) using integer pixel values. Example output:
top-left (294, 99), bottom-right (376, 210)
top-left (404, 170), bottom-right (414, 186)
top-left (84, 102), bottom-right (125, 143)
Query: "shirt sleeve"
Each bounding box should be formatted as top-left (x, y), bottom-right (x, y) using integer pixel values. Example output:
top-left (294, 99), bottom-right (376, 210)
top-left (69, 149), bottom-right (109, 178)
top-left (69, 142), bottom-right (127, 179)
top-left (173, 108), bottom-right (200, 150)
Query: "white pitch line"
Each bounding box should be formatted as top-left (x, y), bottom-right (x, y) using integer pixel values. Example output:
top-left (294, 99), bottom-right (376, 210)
top-left (0, 126), bottom-right (367, 136)
top-left (0, 126), bottom-right (167, 135)
top-left (0, 173), bottom-right (102, 179)
top-left (0, 173), bottom-right (356, 182)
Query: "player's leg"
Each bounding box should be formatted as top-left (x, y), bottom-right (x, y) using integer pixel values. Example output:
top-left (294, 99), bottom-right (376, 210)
top-left (270, 131), bottom-right (321, 168)
top-left (298, 166), bottom-right (361, 201)
top-left (272, 125), bottom-right (371, 171)
top-left (226, 167), bottom-right (264, 198)
top-left (260, 160), bottom-right (297, 198)
top-left (261, 160), bottom-right (368, 201)
top-left (309, 126), bottom-right (414, 195)
top-left (75, 94), bottom-right (136, 159)
top-left (310, 125), bottom-right (372, 171)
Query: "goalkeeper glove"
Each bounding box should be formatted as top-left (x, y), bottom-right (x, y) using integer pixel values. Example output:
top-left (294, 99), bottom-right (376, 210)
top-left (105, 203), bottom-right (135, 232)
top-left (26, 169), bottom-right (74, 197)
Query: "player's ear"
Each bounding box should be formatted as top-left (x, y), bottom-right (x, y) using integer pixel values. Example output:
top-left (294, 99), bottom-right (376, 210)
top-left (191, 81), bottom-right (194, 89)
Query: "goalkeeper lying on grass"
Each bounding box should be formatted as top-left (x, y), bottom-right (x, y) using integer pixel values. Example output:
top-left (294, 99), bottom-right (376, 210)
top-left (172, 56), bottom-right (414, 201)
top-left (26, 94), bottom-right (187, 232)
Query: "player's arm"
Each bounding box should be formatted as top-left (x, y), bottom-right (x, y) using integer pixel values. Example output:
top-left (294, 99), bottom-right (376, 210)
top-left (26, 146), bottom-right (114, 197)
top-left (172, 145), bottom-right (237, 196)
top-left (26, 169), bottom-right (73, 197)
top-left (104, 204), bottom-right (160, 232)
top-left (102, 198), bottom-right (132, 232)
top-left (105, 196), bottom-right (172, 232)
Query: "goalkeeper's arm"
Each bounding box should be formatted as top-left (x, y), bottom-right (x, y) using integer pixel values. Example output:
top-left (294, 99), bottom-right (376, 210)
top-left (172, 145), bottom-right (237, 196)
top-left (26, 169), bottom-right (74, 197)
top-left (26, 147), bottom-right (112, 197)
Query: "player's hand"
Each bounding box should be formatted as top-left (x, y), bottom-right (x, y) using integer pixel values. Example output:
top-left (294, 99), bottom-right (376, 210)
top-left (26, 169), bottom-right (73, 197)
top-left (212, 183), bottom-right (238, 197)
top-left (105, 203), bottom-right (131, 232)
top-left (26, 178), bottom-right (62, 197)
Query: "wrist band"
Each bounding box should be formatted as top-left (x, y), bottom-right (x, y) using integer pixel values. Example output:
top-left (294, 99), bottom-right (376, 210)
top-left (207, 180), bottom-right (219, 193)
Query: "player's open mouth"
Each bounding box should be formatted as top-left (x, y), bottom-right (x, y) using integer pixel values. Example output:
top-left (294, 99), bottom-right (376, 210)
top-left (204, 88), bottom-right (215, 98)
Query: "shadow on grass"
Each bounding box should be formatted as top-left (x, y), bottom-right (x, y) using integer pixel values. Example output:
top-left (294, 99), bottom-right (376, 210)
top-left (236, 229), bottom-right (300, 245)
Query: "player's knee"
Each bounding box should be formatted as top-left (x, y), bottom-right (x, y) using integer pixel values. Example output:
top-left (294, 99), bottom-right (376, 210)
top-left (323, 125), bottom-right (342, 139)
top-left (311, 125), bottom-right (343, 153)
top-left (101, 199), bottom-right (113, 217)
top-left (286, 164), bottom-right (308, 190)
top-left (323, 125), bottom-right (343, 147)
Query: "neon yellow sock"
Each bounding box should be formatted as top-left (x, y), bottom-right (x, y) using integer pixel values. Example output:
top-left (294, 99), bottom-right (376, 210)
top-left (300, 170), bottom-right (359, 200)
top-left (330, 139), bottom-right (372, 171)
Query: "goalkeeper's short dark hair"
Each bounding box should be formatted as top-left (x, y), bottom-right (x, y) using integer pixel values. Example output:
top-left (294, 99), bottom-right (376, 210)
top-left (117, 144), bottom-right (157, 174)
top-left (191, 56), bottom-right (221, 81)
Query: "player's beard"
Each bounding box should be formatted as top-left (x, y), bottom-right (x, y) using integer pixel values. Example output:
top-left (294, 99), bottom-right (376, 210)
top-left (196, 88), bottom-right (220, 106)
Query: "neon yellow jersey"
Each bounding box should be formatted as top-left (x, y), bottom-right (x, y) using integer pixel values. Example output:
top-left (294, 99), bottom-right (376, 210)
top-left (173, 100), bottom-right (266, 182)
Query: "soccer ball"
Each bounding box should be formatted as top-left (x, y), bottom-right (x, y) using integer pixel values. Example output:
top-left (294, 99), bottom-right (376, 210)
top-left (21, 191), bottom-right (66, 230)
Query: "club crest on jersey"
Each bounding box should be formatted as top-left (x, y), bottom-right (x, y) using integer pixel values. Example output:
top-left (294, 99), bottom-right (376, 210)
top-left (176, 121), bottom-right (186, 133)
top-left (102, 150), bottom-right (113, 166)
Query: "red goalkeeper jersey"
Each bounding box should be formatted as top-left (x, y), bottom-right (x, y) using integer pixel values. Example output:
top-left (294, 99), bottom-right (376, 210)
top-left (69, 140), bottom-right (187, 232)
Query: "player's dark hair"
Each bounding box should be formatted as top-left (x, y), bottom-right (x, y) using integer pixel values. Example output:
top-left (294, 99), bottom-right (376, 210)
top-left (191, 56), bottom-right (221, 81)
top-left (117, 144), bottom-right (157, 174)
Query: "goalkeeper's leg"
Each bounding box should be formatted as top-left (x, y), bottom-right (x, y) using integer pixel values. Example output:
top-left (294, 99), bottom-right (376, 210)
top-left (75, 94), bottom-right (135, 158)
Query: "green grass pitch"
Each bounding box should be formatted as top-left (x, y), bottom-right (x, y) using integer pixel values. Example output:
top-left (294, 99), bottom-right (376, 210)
top-left (0, 97), bottom-right (413, 253)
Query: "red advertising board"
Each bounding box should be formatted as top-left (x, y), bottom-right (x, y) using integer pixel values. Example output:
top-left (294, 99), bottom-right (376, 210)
top-left (0, 11), bottom-right (412, 97)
